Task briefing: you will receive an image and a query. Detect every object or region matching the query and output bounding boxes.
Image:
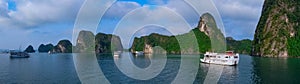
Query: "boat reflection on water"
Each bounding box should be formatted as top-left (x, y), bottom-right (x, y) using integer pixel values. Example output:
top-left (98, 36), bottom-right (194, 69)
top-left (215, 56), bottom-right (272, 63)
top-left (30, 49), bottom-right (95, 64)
top-left (218, 65), bottom-right (238, 83)
top-left (115, 52), bottom-right (164, 69)
top-left (113, 51), bottom-right (122, 60)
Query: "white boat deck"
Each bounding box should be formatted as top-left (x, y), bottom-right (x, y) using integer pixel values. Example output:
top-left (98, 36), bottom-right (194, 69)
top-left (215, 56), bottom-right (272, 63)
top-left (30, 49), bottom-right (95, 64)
top-left (200, 51), bottom-right (239, 66)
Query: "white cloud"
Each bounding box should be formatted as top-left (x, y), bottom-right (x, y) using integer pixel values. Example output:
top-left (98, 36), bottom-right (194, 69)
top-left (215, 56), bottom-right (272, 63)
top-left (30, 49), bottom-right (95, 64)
top-left (101, 0), bottom-right (200, 28)
top-left (212, 0), bottom-right (264, 39)
top-left (113, 5), bottom-right (195, 48)
top-left (0, 0), bottom-right (83, 49)
top-left (104, 1), bottom-right (141, 19)
top-left (165, 0), bottom-right (200, 27)
top-left (0, 0), bottom-right (9, 17)
top-left (102, 0), bottom-right (226, 42)
top-left (214, 0), bottom-right (263, 21)
top-left (0, 0), bottom-right (84, 29)
top-left (238, 0), bottom-right (265, 8)
top-left (148, 0), bottom-right (165, 5)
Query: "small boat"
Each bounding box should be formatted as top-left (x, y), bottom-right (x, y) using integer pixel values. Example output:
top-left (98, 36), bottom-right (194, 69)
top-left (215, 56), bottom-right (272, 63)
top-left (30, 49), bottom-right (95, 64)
top-left (10, 52), bottom-right (30, 58)
top-left (200, 51), bottom-right (239, 66)
top-left (113, 51), bottom-right (122, 57)
top-left (133, 51), bottom-right (144, 56)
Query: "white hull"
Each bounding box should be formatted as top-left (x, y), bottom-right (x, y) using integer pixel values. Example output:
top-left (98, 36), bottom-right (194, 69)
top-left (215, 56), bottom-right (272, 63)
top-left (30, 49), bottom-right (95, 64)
top-left (200, 58), bottom-right (238, 66)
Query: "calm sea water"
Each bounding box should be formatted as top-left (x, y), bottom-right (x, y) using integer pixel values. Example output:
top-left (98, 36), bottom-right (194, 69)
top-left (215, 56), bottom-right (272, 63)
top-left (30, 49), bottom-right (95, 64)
top-left (0, 52), bottom-right (299, 84)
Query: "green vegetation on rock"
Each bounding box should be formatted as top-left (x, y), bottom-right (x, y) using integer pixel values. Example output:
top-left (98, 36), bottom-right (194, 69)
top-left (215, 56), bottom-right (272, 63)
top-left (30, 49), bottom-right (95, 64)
top-left (252, 0), bottom-right (300, 57)
top-left (130, 13), bottom-right (255, 55)
top-left (131, 28), bottom-right (211, 54)
top-left (52, 40), bottom-right (73, 53)
top-left (286, 0), bottom-right (300, 57)
top-left (74, 30), bottom-right (95, 53)
top-left (73, 30), bottom-right (123, 53)
top-left (131, 13), bottom-right (228, 54)
top-left (226, 37), bottom-right (252, 54)
top-left (38, 44), bottom-right (54, 53)
top-left (95, 32), bottom-right (123, 53)
top-left (198, 13), bottom-right (226, 53)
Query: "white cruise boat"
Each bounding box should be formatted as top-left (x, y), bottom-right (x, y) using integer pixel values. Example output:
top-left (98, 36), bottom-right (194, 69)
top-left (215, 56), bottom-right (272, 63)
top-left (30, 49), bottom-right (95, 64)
top-left (113, 51), bottom-right (122, 57)
top-left (200, 51), bottom-right (239, 66)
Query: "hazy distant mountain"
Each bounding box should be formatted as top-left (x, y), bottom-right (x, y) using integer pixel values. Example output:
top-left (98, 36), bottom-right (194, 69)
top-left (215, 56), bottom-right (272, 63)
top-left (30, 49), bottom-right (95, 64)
top-left (24, 45), bottom-right (35, 53)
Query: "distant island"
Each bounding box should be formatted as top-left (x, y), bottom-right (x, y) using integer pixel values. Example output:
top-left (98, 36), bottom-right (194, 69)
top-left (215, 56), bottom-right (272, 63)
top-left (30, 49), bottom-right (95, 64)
top-left (23, 30), bottom-right (123, 54)
top-left (73, 30), bottom-right (123, 53)
top-left (24, 40), bottom-right (72, 53)
top-left (24, 45), bottom-right (35, 53)
top-left (21, 13), bottom-right (252, 55)
top-left (38, 44), bottom-right (54, 53)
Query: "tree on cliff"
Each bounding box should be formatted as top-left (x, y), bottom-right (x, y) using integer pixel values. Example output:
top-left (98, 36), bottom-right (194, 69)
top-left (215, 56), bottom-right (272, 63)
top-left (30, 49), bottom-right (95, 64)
top-left (38, 44), bottom-right (54, 52)
top-left (52, 40), bottom-right (73, 53)
top-left (252, 0), bottom-right (300, 57)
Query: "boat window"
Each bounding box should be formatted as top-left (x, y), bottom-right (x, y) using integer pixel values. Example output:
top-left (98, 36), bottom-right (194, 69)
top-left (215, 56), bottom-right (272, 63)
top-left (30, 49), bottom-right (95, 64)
top-left (225, 56), bottom-right (229, 58)
top-left (206, 55), bottom-right (209, 57)
top-left (234, 56), bottom-right (238, 58)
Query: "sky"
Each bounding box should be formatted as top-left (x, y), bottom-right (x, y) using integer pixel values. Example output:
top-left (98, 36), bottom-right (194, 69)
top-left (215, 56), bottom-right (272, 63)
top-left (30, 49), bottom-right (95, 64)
top-left (0, 0), bottom-right (264, 50)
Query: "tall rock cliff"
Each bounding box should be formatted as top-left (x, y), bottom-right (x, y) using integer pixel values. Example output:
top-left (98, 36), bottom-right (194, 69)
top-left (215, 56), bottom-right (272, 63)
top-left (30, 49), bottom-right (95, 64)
top-left (52, 40), bottom-right (73, 53)
top-left (74, 30), bottom-right (95, 53)
top-left (95, 32), bottom-right (123, 53)
top-left (197, 13), bottom-right (226, 53)
top-left (252, 0), bottom-right (300, 57)
top-left (74, 30), bottom-right (123, 53)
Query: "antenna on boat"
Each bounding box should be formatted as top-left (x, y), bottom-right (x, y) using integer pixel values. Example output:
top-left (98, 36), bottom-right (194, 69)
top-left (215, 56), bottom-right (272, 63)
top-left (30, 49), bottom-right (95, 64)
top-left (19, 45), bottom-right (21, 51)
top-left (19, 43), bottom-right (23, 52)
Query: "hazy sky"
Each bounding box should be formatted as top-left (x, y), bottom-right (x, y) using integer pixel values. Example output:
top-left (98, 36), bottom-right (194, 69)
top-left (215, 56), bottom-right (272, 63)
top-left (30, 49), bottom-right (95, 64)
top-left (0, 0), bottom-right (264, 49)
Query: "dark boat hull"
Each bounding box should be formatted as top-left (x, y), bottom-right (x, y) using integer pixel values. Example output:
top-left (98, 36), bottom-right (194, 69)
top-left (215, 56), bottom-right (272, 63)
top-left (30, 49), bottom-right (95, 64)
top-left (10, 52), bottom-right (30, 58)
top-left (10, 55), bottom-right (30, 58)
